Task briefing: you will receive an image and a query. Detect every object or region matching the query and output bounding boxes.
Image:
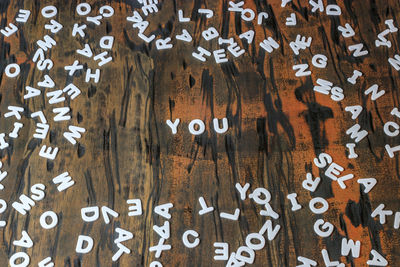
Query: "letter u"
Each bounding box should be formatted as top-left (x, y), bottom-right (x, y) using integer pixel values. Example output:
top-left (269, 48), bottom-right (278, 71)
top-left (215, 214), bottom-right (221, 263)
top-left (213, 118), bottom-right (228, 134)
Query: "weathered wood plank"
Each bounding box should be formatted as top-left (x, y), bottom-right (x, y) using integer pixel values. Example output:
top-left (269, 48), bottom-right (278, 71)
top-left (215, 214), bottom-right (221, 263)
top-left (0, 0), bottom-right (399, 266)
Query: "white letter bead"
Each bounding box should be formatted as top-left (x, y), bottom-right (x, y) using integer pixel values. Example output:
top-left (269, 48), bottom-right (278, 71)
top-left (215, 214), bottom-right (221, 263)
top-left (154, 203), bottom-right (173, 219)
top-left (202, 27), bottom-right (219, 41)
top-left (40, 211), bottom-right (58, 229)
top-left (100, 36), bottom-right (114, 49)
top-left (81, 206), bottom-right (99, 222)
top-left (313, 219), bottom-right (334, 237)
top-left (9, 252), bottom-right (30, 267)
top-left (214, 242), bottom-right (229, 260)
top-left (41, 6), bottom-right (57, 18)
top-left (150, 261), bottom-right (163, 267)
top-left (188, 119), bottom-right (205, 135)
top-left (38, 257), bottom-right (54, 267)
top-left (156, 38), bottom-right (173, 50)
top-left (245, 232), bottom-right (265, 250)
top-left (127, 199), bottom-right (142, 216)
top-left (100, 6), bottom-right (114, 17)
top-left (192, 47), bottom-right (211, 62)
top-left (213, 49), bottom-right (228, 63)
top-left (76, 3), bottom-right (91, 16)
top-left (309, 197), bottom-right (329, 214)
top-left (5, 63), bottom-right (20, 78)
top-left (182, 230), bottom-right (200, 248)
top-left (86, 69), bottom-right (100, 83)
top-left (75, 235), bottom-right (94, 253)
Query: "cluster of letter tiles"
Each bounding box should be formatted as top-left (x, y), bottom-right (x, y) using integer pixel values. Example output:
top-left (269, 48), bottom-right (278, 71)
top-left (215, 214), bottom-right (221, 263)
top-left (3, 159), bottom-right (395, 267)
top-left (1, 0), bottom-right (400, 266)
top-left (0, 2), bottom-right (119, 189)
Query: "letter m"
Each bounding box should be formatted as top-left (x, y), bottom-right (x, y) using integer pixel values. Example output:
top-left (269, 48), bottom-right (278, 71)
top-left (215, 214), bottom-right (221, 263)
top-left (346, 124), bottom-right (368, 143)
top-left (36, 35), bottom-right (56, 51)
top-left (341, 238), bottom-right (360, 258)
top-left (63, 126), bottom-right (86, 145)
top-left (260, 37), bottom-right (279, 53)
top-left (314, 79), bottom-right (332, 95)
top-left (53, 172), bottom-right (75, 192)
top-left (12, 195), bottom-right (35, 215)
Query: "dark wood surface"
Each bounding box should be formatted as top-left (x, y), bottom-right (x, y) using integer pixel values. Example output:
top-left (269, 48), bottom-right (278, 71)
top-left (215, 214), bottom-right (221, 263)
top-left (1, 0), bottom-right (400, 266)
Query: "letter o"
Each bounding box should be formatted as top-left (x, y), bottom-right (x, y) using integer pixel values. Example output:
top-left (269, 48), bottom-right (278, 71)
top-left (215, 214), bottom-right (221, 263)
top-left (5, 63), bottom-right (20, 78)
top-left (188, 119), bottom-right (205, 135)
top-left (76, 3), bottom-right (91, 16)
top-left (245, 233), bottom-right (265, 251)
top-left (326, 5), bottom-right (341, 16)
top-left (99, 6), bottom-right (114, 17)
top-left (40, 211), bottom-right (58, 229)
top-left (241, 9), bottom-right (255, 21)
top-left (9, 252), bottom-right (30, 267)
top-left (384, 121), bottom-right (400, 137)
top-left (41, 6), bottom-right (57, 18)
top-left (309, 197), bottom-right (329, 214)
top-left (150, 261), bottom-right (163, 267)
top-left (0, 199), bottom-right (7, 213)
top-left (249, 188), bottom-right (271, 205)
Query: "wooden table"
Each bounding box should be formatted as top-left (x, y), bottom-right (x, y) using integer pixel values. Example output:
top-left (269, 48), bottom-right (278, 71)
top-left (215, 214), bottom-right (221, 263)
top-left (0, 0), bottom-right (399, 266)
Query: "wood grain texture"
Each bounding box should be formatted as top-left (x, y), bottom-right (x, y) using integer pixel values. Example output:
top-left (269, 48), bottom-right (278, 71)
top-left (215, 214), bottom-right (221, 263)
top-left (0, 0), bottom-right (400, 266)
